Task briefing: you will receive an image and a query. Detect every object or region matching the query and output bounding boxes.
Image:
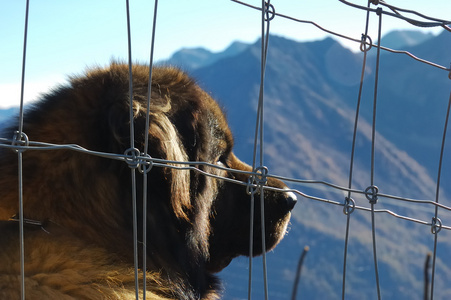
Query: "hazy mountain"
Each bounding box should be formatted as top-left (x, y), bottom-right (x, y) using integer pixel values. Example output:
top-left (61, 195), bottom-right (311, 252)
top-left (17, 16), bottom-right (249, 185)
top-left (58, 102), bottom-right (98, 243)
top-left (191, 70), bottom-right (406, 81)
top-left (170, 31), bottom-right (451, 299)
top-left (159, 41), bottom-right (249, 71)
top-left (379, 30), bottom-right (435, 49)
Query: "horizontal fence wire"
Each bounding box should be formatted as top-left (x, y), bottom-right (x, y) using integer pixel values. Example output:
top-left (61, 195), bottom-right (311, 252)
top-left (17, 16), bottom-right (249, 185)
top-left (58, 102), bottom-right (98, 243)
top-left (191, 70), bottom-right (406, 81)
top-left (1, 137), bottom-right (450, 232)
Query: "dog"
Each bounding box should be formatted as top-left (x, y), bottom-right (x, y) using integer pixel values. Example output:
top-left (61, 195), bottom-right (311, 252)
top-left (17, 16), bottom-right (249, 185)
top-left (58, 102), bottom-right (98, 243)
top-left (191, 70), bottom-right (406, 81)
top-left (0, 63), bottom-right (296, 299)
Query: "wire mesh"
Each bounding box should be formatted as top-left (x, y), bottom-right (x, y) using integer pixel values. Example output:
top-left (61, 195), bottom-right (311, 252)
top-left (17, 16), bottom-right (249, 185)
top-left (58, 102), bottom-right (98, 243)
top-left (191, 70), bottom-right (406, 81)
top-left (0, 0), bottom-right (450, 299)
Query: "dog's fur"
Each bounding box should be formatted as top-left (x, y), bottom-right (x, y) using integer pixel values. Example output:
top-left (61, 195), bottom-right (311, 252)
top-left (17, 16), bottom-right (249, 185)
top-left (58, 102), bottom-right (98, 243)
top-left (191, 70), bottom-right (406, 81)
top-left (0, 63), bottom-right (296, 299)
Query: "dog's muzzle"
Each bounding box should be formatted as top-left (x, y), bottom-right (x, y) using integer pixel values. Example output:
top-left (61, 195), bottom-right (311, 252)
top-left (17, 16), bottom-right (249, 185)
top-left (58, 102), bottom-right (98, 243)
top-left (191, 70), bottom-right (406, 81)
top-left (284, 188), bottom-right (297, 211)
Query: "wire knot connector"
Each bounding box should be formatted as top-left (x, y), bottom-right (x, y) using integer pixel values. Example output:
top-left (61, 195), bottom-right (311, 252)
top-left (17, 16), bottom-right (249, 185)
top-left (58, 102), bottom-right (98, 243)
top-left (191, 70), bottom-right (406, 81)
top-left (255, 166), bottom-right (268, 185)
top-left (364, 185), bottom-right (379, 204)
top-left (124, 148), bottom-right (153, 172)
top-left (12, 131), bottom-right (29, 153)
top-left (360, 34), bottom-right (372, 52)
top-left (124, 147), bottom-right (141, 169)
top-left (431, 217), bottom-right (442, 234)
top-left (343, 197), bottom-right (356, 215)
top-left (138, 153), bottom-right (153, 174)
top-left (246, 166), bottom-right (269, 195)
top-left (264, 2), bottom-right (275, 21)
top-left (376, 7), bottom-right (383, 16)
top-left (246, 176), bottom-right (257, 196)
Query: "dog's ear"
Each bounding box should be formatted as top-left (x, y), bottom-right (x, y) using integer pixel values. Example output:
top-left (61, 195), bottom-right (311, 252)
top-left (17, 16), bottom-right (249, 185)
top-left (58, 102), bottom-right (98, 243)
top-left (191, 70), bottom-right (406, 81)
top-left (106, 99), bottom-right (192, 221)
top-left (147, 112), bottom-right (192, 221)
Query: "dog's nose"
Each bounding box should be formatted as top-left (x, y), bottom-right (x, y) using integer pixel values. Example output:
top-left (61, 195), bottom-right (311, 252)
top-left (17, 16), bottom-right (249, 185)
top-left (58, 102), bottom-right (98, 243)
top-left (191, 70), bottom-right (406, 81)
top-left (284, 189), bottom-right (297, 211)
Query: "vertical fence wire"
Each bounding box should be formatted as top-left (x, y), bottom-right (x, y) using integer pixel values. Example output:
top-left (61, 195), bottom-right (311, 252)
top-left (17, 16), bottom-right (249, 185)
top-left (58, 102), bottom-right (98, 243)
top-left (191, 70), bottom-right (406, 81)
top-left (260, 2), bottom-right (269, 299)
top-left (248, 191), bottom-right (255, 299)
top-left (248, 1), bottom-right (273, 299)
top-left (430, 89), bottom-right (451, 300)
top-left (141, 168), bottom-right (148, 300)
top-left (16, 151), bottom-right (25, 300)
top-left (125, 1), bottom-right (140, 299)
top-left (143, 0), bottom-right (158, 156)
top-left (369, 7), bottom-right (383, 300)
top-left (342, 1), bottom-right (373, 298)
top-left (141, 1), bottom-right (159, 298)
top-left (16, 1), bottom-right (31, 299)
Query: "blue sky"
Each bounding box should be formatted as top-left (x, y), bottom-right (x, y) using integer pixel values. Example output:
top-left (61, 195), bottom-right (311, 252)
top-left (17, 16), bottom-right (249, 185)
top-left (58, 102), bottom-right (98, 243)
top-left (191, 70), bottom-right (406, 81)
top-left (1, 0), bottom-right (449, 108)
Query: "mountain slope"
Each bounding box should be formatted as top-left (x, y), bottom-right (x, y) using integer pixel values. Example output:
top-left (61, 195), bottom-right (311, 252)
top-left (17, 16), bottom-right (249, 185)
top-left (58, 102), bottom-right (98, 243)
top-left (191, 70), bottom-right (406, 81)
top-left (182, 33), bottom-right (451, 299)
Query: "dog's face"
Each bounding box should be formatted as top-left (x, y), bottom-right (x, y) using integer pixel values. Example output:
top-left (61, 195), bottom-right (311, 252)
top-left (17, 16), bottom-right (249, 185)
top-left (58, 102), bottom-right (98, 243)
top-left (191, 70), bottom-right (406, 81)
top-left (0, 63), bottom-right (295, 297)
top-left (157, 88), bottom-right (297, 272)
top-left (122, 66), bottom-right (297, 273)
top-left (114, 65), bottom-right (297, 275)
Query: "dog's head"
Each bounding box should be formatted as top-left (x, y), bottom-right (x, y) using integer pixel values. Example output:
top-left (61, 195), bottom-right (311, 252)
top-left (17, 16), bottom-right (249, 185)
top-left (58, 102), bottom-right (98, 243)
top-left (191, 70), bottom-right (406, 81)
top-left (100, 64), bottom-right (297, 272)
top-left (0, 63), bottom-right (296, 296)
top-left (136, 65), bottom-right (296, 273)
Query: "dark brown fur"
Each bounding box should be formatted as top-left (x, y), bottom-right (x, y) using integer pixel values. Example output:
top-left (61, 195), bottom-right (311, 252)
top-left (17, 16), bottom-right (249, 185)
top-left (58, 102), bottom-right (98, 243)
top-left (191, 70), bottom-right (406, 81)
top-left (0, 63), bottom-right (295, 299)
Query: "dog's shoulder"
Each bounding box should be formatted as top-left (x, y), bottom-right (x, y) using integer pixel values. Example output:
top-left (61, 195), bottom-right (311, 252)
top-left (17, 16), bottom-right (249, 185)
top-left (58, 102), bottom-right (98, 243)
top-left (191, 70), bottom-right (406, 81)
top-left (0, 221), bottom-right (172, 299)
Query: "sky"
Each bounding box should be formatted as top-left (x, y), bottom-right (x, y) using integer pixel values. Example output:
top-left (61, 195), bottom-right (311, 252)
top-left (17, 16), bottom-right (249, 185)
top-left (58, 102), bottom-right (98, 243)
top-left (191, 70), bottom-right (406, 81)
top-left (0, 0), bottom-right (450, 109)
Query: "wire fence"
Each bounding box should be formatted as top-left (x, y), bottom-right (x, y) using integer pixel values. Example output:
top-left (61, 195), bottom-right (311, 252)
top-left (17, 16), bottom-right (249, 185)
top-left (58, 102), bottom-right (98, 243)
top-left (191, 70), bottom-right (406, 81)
top-left (1, 0), bottom-right (450, 299)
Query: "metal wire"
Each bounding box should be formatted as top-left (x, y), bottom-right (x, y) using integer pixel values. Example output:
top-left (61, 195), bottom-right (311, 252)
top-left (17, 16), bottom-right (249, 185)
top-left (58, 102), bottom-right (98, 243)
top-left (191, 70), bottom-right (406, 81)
top-left (16, 1), bottom-right (30, 299)
top-left (338, 0), bottom-right (451, 29)
top-left (125, 1), bottom-right (140, 298)
top-left (144, 0), bottom-right (158, 156)
top-left (430, 90), bottom-right (451, 300)
top-left (342, 0), bottom-right (373, 296)
top-left (142, 1), bottom-right (159, 298)
top-left (2, 137), bottom-right (451, 230)
top-left (248, 1), bottom-right (272, 298)
top-left (367, 8), bottom-right (384, 299)
top-left (377, 0), bottom-right (450, 25)
top-left (377, 1), bottom-right (451, 32)
top-left (17, 150), bottom-right (25, 300)
top-left (20, 146), bottom-right (451, 234)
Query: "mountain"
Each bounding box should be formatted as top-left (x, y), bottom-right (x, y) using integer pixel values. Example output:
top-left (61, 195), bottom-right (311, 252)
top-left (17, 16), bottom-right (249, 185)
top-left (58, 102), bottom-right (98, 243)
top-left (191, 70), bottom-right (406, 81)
top-left (159, 41), bottom-right (249, 71)
top-left (379, 30), bottom-right (435, 49)
top-left (166, 31), bottom-right (451, 299)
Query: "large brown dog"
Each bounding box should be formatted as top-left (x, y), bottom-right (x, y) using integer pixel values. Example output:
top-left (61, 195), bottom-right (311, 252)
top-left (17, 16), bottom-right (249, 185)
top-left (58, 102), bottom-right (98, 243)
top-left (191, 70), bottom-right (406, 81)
top-left (0, 63), bottom-right (296, 299)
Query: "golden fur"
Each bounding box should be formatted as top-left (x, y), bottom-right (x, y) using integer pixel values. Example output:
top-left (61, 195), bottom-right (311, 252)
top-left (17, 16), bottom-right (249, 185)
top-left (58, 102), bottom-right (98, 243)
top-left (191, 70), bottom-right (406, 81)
top-left (0, 63), bottom-right (296, 299)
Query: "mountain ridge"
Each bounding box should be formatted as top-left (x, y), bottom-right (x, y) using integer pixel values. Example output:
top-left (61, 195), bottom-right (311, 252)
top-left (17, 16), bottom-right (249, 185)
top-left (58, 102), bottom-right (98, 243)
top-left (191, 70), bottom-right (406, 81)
top-left (159, 41), bottom-right (249, 71)
top-left (378, 29), bottom-right (435, 49)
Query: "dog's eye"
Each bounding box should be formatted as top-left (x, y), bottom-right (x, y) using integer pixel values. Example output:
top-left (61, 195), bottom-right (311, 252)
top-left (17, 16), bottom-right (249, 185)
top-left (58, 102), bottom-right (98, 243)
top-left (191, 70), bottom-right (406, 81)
top-left (216, 154), bottom-right (235, 179)
top-left (216, 155), bottom-right (229, 168)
